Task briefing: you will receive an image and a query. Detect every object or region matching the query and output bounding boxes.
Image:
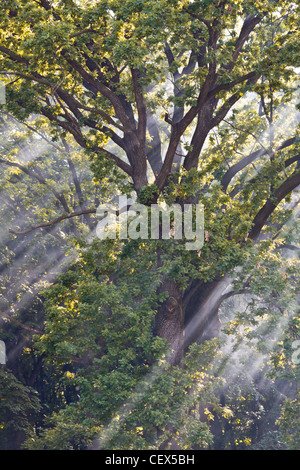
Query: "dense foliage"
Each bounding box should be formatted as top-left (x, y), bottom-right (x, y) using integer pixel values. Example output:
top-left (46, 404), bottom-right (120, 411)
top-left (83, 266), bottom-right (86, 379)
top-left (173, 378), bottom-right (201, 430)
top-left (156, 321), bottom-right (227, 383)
top-left (0, 0), bottom-right (299, 450)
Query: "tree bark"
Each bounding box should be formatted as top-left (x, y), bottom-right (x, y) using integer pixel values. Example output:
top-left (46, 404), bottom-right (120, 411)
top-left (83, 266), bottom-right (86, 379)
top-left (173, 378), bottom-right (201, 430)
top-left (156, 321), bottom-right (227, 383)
top-left (155, 275), bottom-right (232, 365)
top-left (155, 277), bottom-right (185, 365)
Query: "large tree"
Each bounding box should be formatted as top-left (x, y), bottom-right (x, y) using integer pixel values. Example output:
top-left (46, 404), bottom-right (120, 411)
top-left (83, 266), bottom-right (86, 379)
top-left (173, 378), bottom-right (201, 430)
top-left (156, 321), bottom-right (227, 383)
top-left (1, 0), bottom-right (300, 364)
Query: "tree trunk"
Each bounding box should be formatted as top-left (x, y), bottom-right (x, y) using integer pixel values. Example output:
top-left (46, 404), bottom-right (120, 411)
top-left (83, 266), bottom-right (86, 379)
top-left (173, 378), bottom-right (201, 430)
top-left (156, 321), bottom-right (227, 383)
top-left (155, 276), bottom-right (230, 364)
top-left (155, 277), bottom-right (185, 365)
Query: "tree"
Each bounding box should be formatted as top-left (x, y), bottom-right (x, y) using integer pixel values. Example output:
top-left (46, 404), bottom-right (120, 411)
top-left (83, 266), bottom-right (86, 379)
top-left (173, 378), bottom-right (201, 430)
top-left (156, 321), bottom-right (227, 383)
top-left (0, 0), bottom-right (299, 450)
top-left (1, 0), bottom-right (299, 360)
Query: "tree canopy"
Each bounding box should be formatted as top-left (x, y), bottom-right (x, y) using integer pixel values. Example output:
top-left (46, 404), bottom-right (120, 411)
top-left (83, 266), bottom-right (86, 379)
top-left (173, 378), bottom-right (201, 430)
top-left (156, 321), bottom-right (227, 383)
top-left (0, 0), bottom-right (299, 451)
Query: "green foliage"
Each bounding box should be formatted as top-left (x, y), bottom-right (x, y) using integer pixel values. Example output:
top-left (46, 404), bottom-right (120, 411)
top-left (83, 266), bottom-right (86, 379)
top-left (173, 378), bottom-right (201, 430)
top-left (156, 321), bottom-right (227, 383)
top-left (21, 239), bottom-right (220, 450)
top-left (277, 391), bottom-right (300, 450)
top-left (0, 367), bottom-right (41, 449)
top-left (0, 0), bottom-right (299, 452)
top-left (137, 184), bottom-right (159, 205)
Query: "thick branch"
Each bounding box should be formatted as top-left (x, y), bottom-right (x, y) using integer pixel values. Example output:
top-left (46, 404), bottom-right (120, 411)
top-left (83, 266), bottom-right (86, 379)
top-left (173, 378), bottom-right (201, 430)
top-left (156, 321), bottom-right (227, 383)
top-left (155, 129), bottom-right (182, 192)
top-left (223, 15), bottom-right (264, 72)
top-left (61, 54), bottom-right (134, 131)
top-left (218, 287), bottom-right (252, 305)
top-left (208, 71), bottom-right (259, 99)
top-left (249, 171), bottom-right (300, 240)
top-left (178, 62), bottom-right (217, 133)
top-left (277, 244), bottom-right (300, 251)
top-left (221, 137), bottom-right (297, 191)
top-left (131, 68), bottom-right (147, 144)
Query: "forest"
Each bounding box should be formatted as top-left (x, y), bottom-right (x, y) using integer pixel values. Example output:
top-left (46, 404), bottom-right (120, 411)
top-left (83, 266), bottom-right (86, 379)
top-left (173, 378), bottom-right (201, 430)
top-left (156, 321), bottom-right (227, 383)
top-left (0, 0), bottom-right (299, 451)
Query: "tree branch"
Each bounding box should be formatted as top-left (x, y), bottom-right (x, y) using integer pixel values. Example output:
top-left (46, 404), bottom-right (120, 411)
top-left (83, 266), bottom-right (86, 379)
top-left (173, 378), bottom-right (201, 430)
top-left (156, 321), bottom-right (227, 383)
top-left (208, 71), bottom-right (259, 99)
top-left (277, 244), bottom-right (300, 251)
top-left (249, 170), bottom-right (300, 240)
top-left (131, 68), bottom-right (147, 144)
top-left (1, 315), bottom-right (43, 335)
top-left (0, 47), bottom-right (132, 145)
top-left (222, 14), bottom-right (264, 72)
top-left (9, 208), bottom-right (97, 236)
top-left (75, 102), bottom-right (126, 133)
top-left (218, 287), bottom-right (252, 305)
top-left (221, 137), bottom-right (297, 191)
top-left (93, 147), bottom-right (133, 177)
top-left (34, 0), bottom-right (61, 21)
top-left (61, 53), bottom-right (135, 131)
top-left (0, 157), bottom-right (71, 213)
